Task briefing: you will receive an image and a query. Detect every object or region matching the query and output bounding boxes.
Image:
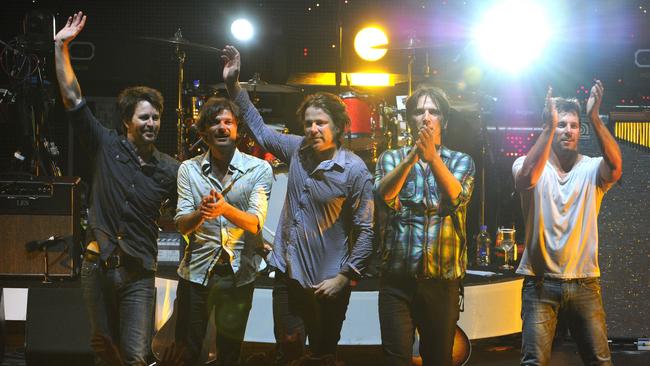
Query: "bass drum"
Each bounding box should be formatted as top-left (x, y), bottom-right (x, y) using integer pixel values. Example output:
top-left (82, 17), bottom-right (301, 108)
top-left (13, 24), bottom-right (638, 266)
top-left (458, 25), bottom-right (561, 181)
top-left (340, 91), bottom-right (383, 151)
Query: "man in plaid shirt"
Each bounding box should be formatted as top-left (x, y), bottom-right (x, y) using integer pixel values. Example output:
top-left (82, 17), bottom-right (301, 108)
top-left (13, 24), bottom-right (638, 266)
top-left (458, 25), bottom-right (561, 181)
top-left (375, 86), bottom-right (475, 366)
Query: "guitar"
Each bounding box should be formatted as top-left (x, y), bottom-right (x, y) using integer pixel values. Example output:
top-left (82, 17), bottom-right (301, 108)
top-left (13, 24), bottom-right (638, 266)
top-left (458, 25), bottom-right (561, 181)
top-left (411, 325), bottom-right (472, 366)
top-left (151, 297), bottom-right (218, 365)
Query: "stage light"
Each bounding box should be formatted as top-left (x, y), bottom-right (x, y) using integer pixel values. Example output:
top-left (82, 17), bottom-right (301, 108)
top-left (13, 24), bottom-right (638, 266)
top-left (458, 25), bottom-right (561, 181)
top-left (473, 0), bottom-right (551, 73)
top-left (231, 18), bottom-right (254, 42)
top-left (354, 27), bottom-right (388, 61)
top-left (349, 72), bottom-right (390, 87)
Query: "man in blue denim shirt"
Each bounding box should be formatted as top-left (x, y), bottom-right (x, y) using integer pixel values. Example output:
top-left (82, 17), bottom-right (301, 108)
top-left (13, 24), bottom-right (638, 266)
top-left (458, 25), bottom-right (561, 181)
top-left (222, 46), bottom-right (374, 364)
top-left (55, 12), bottom-right (179, 365)
top-left (174, 97), bottom-right (272, 366)
top-left (513, 83), bottom-right (622, 366)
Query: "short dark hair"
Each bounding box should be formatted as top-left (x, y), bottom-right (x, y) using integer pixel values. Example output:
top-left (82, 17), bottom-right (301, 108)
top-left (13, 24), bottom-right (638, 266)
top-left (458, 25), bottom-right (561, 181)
top-left (296, 92), bottom-right (350, 146)
top-left (196, 97), bottom-right (240, 131)
top-left (116, 86), bottom-right (164, 133)
top-left (405, 86), bottom-right (451, 131)
top-left (543, 97), bottom-right (581, 125)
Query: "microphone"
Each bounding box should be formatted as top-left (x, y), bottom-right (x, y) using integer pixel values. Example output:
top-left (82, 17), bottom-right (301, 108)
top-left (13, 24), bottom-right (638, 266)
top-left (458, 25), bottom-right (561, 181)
top-left (25, 235), bottom-right (69, 252)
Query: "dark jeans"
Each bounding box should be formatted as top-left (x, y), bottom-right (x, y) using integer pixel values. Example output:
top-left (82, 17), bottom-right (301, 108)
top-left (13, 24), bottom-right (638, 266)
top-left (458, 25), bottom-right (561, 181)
top-left (175, 278), bottom-right (255, 366)
top-left (521, 277), bottom-right (612, 366)
top-left (80, 255), bottom-right (155, 366)
top-left (378, 276), bottom-right (460, 366)
top-left (272, 271), bottom-right (352, 365)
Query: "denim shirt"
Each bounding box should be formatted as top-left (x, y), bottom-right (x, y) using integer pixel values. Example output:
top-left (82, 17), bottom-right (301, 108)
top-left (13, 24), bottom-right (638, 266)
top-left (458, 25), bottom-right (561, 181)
top-left (175, 149), bottom-right (273, 287)
top-left (67, 99), bottom-right (179, 271)
top-left (234, 90), bottom-right (375, 288)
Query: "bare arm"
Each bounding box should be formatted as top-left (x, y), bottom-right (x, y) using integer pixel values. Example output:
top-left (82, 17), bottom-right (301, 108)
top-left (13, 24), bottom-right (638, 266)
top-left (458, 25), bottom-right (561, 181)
top-left (515, 87), bottom-right (558, 191)
top-left (176, 208), bottom-right (205, 236)
top-left (586, 80), bottom-right (622, 184)
top-left (54, 12), bottom-right (86, 110)
top-left (177, 191), bottom-right (260, 235)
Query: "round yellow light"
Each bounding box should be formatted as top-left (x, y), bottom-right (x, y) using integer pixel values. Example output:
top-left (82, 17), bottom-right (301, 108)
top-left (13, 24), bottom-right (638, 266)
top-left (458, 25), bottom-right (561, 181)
top-left (354, 27), bottom-right (388, 61)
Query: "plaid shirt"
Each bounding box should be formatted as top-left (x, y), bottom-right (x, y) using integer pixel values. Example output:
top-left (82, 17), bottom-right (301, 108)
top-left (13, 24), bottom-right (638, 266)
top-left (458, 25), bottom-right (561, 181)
top-left (374, 145), bottom-right (475, 279)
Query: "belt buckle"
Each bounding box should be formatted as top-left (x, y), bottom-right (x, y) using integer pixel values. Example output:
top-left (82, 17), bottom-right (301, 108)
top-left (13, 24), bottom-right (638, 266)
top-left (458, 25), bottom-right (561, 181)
top-left (105, 254), bottom-right (121, 269)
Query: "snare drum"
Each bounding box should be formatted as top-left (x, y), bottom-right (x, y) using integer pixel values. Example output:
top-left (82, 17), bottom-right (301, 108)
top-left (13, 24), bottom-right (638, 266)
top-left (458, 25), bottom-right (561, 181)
top-left (340, 92), bottom-right (382, 151)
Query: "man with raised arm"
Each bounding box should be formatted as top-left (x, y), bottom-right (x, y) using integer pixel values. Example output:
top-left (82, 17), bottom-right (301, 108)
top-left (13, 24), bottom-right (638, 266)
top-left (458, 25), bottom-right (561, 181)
top-left (375, 86), bottom-right (475, 366)
top-left (222, 45), bottom-right (374, 364)
top-left (513, 82), bottom-right (622, 366)
top-left (173, 97), bottom-right (272, 366)
top-left (54, 12), bottom-right (179, 365)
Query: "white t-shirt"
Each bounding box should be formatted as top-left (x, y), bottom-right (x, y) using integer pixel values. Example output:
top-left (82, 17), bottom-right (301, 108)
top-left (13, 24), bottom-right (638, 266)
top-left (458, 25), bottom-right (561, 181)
top-left (512, 155), bottom-right (610, 279)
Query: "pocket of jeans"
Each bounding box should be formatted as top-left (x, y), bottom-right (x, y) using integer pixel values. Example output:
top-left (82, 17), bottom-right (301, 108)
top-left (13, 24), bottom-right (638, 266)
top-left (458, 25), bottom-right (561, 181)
top-left (81, 258), bottom-right (99, 278)
top-left (578, 278), bottom-right (600, 292)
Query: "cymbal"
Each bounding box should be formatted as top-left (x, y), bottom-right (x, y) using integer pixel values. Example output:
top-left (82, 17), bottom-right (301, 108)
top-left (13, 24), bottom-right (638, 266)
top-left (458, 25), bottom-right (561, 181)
top-left (371, 39), bottom-right (445, 51)
top-left (139, 36), bottom-right (222, 53)
top-left (210, 82), bottom-right (300, 94)
top-left (449, 100), bottom-right (479, 113)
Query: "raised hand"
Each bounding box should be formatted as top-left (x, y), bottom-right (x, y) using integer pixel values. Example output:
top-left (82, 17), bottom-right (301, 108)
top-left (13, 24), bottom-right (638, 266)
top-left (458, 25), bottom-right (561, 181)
top-left (54, 11), bottom-right (86, 45)
top-left (586, 80), bottom-right (604, 121)
top-left (543, 86), bottom-right (558, 129)
top-left (221, 45), bottom-right (241, 85)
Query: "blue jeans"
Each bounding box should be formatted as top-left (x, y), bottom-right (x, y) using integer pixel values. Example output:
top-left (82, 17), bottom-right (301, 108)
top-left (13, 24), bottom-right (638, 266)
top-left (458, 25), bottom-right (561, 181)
top-left (521, 276), bottom-right (612, 366)
top-left (80, 255), bottom-right (155, 366)
top-left (378, 276), bottom-right (460, 366)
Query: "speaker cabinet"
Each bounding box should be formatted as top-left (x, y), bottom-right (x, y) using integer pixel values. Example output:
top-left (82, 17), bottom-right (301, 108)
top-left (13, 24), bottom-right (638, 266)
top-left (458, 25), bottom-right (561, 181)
top-left (0, 177), bottom-right (81, 277)
top-left (25, 287), bottom-right (93, 365)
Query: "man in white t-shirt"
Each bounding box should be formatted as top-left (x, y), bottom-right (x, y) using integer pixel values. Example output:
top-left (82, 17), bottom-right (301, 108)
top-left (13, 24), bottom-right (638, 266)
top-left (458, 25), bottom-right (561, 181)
top-left (512, 81), bottom-right (622, 366)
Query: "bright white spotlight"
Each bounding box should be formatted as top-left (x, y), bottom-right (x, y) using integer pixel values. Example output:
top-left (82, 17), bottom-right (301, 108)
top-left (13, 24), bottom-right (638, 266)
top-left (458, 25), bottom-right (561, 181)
top-left (231, 18), bottom-right (254, 42)
top-left (473, 0), bottom-right (551, 73)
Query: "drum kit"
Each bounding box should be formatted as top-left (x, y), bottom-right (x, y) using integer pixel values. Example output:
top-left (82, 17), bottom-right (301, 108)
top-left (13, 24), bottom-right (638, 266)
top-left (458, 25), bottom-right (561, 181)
top-left (138, 31), bottom-right (466, 169)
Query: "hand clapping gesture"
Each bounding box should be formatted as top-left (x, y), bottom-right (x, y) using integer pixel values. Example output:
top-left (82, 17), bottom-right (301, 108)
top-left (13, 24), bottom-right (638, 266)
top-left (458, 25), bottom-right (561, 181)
top-left (586, 80), bottom-right (604, 121)
top-left (199, 189), bottom-right (228, 221)
top-left (543, 86), bottom-right (558, 130)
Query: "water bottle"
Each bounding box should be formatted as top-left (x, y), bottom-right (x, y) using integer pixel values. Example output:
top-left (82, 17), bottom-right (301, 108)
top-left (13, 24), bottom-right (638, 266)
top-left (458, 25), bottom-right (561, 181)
top-left (476, 225), bottom-right (491, 266)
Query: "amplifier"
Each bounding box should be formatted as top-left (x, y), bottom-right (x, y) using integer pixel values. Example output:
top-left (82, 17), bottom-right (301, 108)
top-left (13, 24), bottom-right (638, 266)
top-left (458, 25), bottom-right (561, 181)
top-left (156, 231), bottom-right (184, 280)
top-left (0, 177), bottom-right (81, 278)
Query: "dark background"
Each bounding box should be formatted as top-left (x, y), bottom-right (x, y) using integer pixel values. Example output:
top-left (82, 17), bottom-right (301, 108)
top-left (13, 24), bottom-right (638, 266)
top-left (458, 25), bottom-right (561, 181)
top-left (1, 0), bottom-right (648, 340)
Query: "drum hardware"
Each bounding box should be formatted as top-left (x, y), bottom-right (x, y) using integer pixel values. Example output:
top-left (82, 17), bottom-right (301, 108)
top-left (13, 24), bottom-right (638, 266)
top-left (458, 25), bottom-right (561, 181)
top-left (139, 31), bottom-right (222, 160)
top-left (372, 35), bottom-right (441, 96)
top-left (138, 34), bottom-right (222, 54)
top-left (369, 111), bottom-right (378, 163)
top-left (209, 81), bottom-right (300, 94)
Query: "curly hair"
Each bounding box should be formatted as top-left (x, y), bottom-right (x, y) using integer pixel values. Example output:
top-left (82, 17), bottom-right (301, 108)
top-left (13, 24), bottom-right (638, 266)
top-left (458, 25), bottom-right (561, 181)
top-left (196, 97), bottom-right (240, 131)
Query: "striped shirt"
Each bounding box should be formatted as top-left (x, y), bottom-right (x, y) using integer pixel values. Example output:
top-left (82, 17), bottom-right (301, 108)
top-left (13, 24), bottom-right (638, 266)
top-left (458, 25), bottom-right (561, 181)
top-left (374, 145), bottom-right (475, 279)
